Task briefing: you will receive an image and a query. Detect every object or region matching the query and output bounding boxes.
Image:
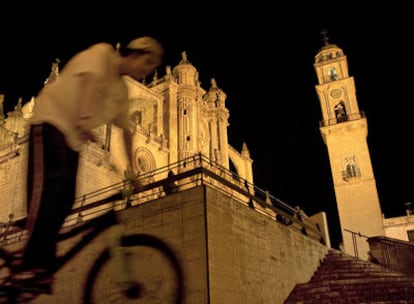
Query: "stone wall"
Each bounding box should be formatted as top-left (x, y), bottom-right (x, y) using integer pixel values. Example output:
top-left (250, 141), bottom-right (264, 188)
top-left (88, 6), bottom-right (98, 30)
top-left (0, 137), bottom-right (28, 221)
top-left (205, 186), bottom-right (329, 304)
top-left (3, 185), bottom-right (329, 303)
top-left (367, 235), bottom-right (414, 276)
top-left (383, 214), bottom-right (414, 242)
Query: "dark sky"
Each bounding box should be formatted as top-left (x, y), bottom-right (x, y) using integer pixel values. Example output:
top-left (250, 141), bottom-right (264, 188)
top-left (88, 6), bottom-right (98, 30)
top-left (1, 3), bottom-right (412, 248)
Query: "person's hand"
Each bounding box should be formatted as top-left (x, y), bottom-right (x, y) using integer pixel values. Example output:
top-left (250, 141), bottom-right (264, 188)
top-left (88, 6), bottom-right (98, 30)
top-left (76, 116), bottom-right (96, 142)
top-left (124, 166), bottom-right (142, 194)
top-left (79, 128), bottom-right (96, 142)
top-left (76, 121), bottom-right (96, 142)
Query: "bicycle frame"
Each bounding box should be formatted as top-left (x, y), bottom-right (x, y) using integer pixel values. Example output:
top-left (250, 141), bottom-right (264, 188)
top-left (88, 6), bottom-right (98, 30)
top-left (0, 192), bottom-right (126, 279)
top-left (50, 192), bottom-right (128, 280)
top-left (1, 178), bottom-right (188, 303)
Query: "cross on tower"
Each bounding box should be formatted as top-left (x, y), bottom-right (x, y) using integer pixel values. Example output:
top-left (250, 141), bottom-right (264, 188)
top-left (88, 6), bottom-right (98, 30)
top-left (321, 29), bottom-right (330, 45)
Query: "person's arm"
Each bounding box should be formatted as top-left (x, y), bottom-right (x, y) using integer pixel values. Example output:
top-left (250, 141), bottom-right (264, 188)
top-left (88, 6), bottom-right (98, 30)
top-left (78, 73), bottom-right (97, 119)
top-left (74, 43), bottom-right (113, 142)
top-left (122, 128), bottom-right (142, 192)
top-left (123, 128), bottom-right (134, 171)
top-left (76, 73), bottom-right (99, 142)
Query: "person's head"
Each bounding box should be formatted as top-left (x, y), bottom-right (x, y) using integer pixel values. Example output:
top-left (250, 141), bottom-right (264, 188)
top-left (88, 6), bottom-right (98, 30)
top-left (119, 36), bottom-right (164, 81)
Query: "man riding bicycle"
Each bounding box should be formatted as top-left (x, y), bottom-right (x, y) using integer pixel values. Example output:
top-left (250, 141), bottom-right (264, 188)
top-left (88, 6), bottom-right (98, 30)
top-left (12, 36), bottom-right (164, 293)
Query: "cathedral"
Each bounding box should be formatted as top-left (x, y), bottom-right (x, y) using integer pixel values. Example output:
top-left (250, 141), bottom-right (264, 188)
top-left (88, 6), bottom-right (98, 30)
top-left (0, 37), bottom-right (413, 264)
top-left (0, 51), bottom-right (255, 227)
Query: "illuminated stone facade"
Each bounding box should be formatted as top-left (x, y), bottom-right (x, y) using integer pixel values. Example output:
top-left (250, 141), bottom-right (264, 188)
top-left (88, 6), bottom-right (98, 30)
top-left (0, 52), bottom-right (254, 223)
top-left (2, 40), bottom-right (412, 262)
top-left (315, 39), bottom-right (386, 259)
top-left (313, 36), bottom-right (414, 259)
top-left (383, 213), bottom-right (414, 242)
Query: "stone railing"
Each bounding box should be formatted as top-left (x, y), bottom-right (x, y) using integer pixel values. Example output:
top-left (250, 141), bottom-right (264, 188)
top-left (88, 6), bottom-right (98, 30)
top-left (367, 235), bottom-right (414, 275)
top-left (1, 153), bottom-right (326, 247)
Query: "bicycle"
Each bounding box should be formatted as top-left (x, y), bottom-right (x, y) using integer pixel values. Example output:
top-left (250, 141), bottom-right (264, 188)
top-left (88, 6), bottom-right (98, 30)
top-left (0, 191), bottom-right (185, 303)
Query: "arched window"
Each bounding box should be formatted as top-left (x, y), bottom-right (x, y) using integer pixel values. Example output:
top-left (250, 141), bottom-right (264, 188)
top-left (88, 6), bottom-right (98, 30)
top-left (334, 101), bottom-right (347, 122)
top-left (343, 155), bottom-right (361, 179)
top-left (328, 68), bottom-right (338, 81)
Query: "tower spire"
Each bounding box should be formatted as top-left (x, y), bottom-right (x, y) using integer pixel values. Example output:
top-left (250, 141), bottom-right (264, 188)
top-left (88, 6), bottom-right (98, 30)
top-left (44, 58), bottom-right (61, 86)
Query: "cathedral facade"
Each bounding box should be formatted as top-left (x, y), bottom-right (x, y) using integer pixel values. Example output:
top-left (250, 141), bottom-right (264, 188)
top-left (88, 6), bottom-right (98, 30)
top-left (1, 38), bottom-right (413, 260)
top-left (0, 51), bottom-right (254, 224)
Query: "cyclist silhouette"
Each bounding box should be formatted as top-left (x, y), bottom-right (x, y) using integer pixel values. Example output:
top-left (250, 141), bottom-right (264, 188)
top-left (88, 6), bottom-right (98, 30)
top-left (13, 36), bottom-right (164, 292)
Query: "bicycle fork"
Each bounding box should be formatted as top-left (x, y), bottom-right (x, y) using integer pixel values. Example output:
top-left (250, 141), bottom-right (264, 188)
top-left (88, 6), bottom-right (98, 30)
top-left (107, 223), bottom-right (133, 287)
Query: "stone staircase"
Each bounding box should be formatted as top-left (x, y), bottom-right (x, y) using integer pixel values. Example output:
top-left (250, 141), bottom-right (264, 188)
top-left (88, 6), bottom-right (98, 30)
top-left (284, 249), bottom-right (414, 304)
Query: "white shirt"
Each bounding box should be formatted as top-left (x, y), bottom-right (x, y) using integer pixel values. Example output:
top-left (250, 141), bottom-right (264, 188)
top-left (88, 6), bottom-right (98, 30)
top-left (30, 43), bottom-right (132, 152)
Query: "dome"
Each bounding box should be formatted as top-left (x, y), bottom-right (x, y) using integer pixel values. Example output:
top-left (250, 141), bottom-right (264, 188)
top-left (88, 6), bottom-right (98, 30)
top-left (315, 43), bottom-right (344, 63)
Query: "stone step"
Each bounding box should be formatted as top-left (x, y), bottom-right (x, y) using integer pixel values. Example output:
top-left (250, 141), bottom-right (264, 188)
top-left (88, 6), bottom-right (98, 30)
top-left (312, 270), bottom-right (409, 281)
top-left (294, 276), bottom-right (414, 291)
top-left (285, 289), bottom-right (414, 304)
top-left (285, 289), bottom-right (414, 302)
top-left (284, 249), bottom-right (414, 303)
top-left (285, 281), bottom-right (414, 303)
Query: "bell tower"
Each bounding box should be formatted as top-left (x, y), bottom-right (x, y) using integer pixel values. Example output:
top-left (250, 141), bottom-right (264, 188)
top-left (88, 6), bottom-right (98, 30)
top-left (314, 31), bottom-right (385, 259)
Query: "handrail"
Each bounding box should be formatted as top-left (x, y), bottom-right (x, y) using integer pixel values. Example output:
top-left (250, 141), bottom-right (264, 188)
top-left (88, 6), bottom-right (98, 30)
top-left (1, 153), bottom-right (325, 245)
top-left (343, 228), bottom-right (369, 259)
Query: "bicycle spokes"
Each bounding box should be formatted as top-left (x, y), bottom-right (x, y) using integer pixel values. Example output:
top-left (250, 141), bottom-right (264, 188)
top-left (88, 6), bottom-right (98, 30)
top-left (83, 234), bottom-right (184, 304)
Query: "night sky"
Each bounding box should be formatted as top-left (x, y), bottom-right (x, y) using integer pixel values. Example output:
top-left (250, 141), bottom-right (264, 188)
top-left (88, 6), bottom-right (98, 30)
top-left (1, 3), bottom-right (412, 248)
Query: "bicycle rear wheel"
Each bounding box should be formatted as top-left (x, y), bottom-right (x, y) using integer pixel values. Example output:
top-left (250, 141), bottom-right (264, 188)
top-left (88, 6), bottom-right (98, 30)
top-left (83, 233), bottom-right (184, 304)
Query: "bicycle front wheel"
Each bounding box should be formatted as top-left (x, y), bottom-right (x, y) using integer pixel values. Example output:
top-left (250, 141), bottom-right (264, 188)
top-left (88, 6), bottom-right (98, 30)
top-left (83, 233), bottom-right (184, 304)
